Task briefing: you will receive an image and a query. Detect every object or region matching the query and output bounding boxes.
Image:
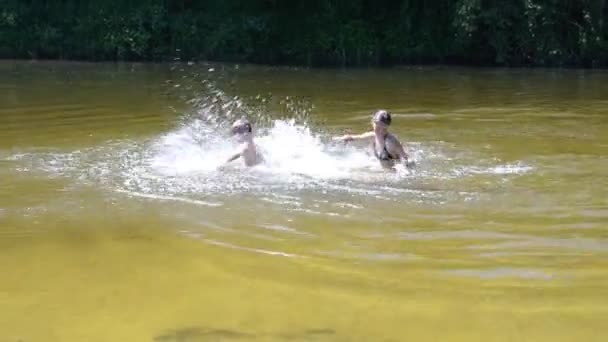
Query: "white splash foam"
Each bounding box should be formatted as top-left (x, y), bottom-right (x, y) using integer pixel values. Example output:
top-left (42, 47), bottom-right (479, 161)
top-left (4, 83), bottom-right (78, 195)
top-left (4, 112), bottom-right (533, 211)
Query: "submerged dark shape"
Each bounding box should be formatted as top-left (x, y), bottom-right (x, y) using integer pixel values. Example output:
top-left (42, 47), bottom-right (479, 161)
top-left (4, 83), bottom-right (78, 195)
top-left (154, 326), bottom-right (337, 341)
top-left (154, 327), bottom-right (255, 341)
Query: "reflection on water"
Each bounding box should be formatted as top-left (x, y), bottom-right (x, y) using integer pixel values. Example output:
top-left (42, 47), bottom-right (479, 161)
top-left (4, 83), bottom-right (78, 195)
top-left (1, 61), bottom-right (607, 341)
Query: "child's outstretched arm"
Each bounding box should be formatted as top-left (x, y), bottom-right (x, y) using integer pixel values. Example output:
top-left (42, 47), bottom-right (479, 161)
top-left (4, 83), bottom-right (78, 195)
top-left (332, 131), bottom-right (375, 142)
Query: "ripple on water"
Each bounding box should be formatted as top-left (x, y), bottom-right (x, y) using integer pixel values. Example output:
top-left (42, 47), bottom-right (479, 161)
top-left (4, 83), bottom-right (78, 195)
top-left (445, 268), bottom-right (554, 280)
top-left (468, 237), bottom-right (608, 253)
top-left (199, 238), bottom-right (301, 258)
top-left (115, 189), bottom-right (224, 207)
top-left (316, 250), bottom-right (420, 262)
top-left (395, 230), bottom-right (527, 241)
top-left (256, 224), bottom-right (316, 238)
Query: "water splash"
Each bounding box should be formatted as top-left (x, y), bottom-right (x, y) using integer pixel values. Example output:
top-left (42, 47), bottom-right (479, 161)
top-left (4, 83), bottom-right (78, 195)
top-left (5, 111), bottom-right (532, 207)
top-left (1, 74), bottom-right (540, 262)
top-left (4, 71), bottom-right (534, 214)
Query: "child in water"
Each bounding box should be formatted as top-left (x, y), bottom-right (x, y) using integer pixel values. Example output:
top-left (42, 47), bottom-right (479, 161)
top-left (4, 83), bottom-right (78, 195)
top-left (333, 109), bottom-right (415, 170)
top-left (221, 118), bottom-right (263, 167)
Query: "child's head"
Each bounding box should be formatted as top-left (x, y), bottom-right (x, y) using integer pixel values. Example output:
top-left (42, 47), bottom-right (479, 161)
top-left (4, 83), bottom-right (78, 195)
top-left (230, 118), bottom-right (252, 135)
top-left (371, 110), bottom-right (391, 133)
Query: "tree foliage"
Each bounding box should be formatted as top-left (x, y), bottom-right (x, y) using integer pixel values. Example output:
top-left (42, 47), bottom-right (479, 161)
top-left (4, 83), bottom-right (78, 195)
top-left (1, 0), bottom-right (607, 67)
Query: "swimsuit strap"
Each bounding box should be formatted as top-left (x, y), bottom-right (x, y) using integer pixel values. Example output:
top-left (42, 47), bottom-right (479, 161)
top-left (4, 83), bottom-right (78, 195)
top-left (374, 134), bottom-right (396, 161)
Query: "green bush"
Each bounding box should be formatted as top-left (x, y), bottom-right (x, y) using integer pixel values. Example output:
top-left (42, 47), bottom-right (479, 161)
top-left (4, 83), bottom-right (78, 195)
top-left (0, 0), bottom-right (606, 67)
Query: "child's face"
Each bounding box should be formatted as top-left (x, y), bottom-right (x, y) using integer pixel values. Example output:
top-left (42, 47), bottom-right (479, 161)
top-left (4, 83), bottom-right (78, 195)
top-left (372, 121), bottom-right (388, 133)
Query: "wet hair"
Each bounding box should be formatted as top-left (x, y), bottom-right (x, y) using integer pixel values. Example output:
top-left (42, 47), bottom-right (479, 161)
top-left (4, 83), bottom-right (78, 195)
top-left (372, 110), bottom-right (391, 126)
top-left (231, 118), bottom-right (252, 135)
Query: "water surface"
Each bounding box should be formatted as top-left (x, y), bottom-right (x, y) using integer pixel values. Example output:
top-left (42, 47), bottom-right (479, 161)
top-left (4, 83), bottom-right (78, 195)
top-left (1, 61), bottom-right (607, 341)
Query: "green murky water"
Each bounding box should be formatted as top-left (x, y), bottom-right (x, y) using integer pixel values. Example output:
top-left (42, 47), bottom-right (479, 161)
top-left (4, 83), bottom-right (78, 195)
top-left (1, 61), bottom-right (607, 341)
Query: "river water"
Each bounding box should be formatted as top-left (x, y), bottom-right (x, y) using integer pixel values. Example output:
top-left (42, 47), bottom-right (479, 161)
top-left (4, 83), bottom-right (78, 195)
top-left (1, 61), bottom-right (607, 341)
